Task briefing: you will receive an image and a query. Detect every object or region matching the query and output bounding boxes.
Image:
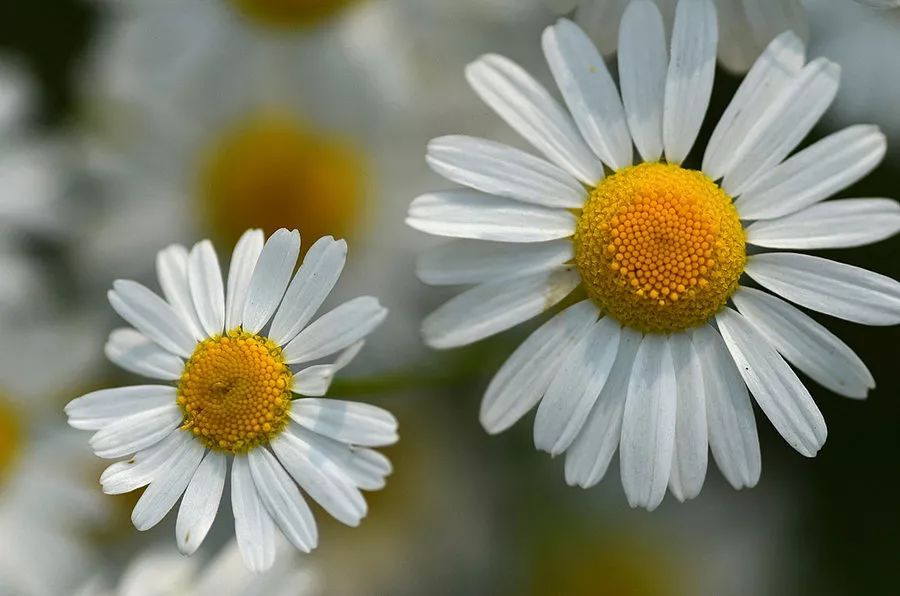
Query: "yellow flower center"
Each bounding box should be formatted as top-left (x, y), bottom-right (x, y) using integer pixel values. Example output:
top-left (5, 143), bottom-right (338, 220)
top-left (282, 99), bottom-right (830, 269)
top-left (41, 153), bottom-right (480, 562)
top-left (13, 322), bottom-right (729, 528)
top-left (197, 111), bottom-right (365, 249)
top-left (574, 163), bottom-right (745, 334)
top-left (177, 328), bottom-right (293, 453)
top-left (230, 0), bottom-right (361, 30)
top-left (0, 399), bottom-right (22, 483)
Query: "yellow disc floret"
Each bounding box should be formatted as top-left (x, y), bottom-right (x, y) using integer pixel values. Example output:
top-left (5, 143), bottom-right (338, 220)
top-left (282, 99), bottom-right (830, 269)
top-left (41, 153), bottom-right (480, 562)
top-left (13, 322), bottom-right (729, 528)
top-left (574, 162), bottom-right (745, 334)
top-left (0, 399), bottom-right (23, 483)
top-left (177, 328), bottom-right (293, 453)
top-left (230, 0), bottom-right (361, 30)
top-left (196, 110), bottom-right (365, 249)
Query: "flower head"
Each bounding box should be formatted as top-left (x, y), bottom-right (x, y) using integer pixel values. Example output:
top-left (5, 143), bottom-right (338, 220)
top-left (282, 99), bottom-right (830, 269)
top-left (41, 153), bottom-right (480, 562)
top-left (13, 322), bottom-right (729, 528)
top-left (67, 228), bottom-right (397, 570)
top-left (408, 0), bottom-right (900, 510)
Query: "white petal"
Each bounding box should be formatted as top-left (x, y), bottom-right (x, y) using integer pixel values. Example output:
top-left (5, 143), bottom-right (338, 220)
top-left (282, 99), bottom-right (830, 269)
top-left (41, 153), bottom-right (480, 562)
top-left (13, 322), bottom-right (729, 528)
top-left (406, 190), bottom-right (577, 243)
top-left (668, 332), bottom-right (708, 502)
top-left (421, 267), bottom-right (581, 349)
top-left (465, 54), bottom-right (604, 184)
top-left (733, 287), bottom-right (874, 399)
top-left (241, 229), bottom-right (301, 334)
top-left (426, 136), bottom-right (587, 208)
top-left (542, 19), bottom-right (632, 170)
top-left (564, 327), bottom-right (641, 488)
top-left (131, 437), bottom-right (205, 531)
top-left (247, 449), bottom-right (318, 553)
top-left (480, 300), bottom-right (599, 434)
top-left (746, 198), bottom-right (900, 249)
top-left (226, 229), bottom-right (264, 329)
top-left (291, 341), bottom-right (364, 397)
top-left (735, 126), bottom-right (887, 220)
top-left (231, 456), bottom-right (277, 572)
top-left (290, 399), bottom-right (398, 447)
top-left (287, 425), bottom-right (391, 491)
top-left (269, 236), bottom-right (347, 346)
top-left (416, 240), bottom-right (573, 286)
top-left (188, 240), bottom-right (225, 338)
top-left (663, 0), bottom-right (717, 164)
top-left (66, 385), bottom-right (177, 431)
top-left (703, 32), bottom-right (805, 181)
top-left (692, 325), bottom-right (760, 490)
top-left (746, 252), bottom-right (900, 326)
top-left (618, 0), bottom-right (668, 162)
top-left (109, 280), bottom-right (197, 358)
top-left (282, 297), bottom-right (386, 364)
top-left (176, 450), bottom-right (226, 555)
top-left (89, 404), bottom-right (182, 459)
top-left (716, 307), bottom-right (827, 457)
top-left (272, 430), bottom-right (367, 526)
top-left (620, 334), bottom-right (677, 511)
top-left (534, 316), bottom-right (620, 456)
top-left (723, 58), bottom-right (841, 196)
top-left (105, 328), bottom-right (184, 381)
top-left (156, 245), bottom-right (204, 341)
top-left (100, 431), bottom-right (191, 495)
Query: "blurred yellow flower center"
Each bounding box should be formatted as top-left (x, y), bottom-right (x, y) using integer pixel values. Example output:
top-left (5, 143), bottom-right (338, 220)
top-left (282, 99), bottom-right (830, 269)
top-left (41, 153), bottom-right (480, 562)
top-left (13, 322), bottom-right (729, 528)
top-left (574, 163), bottom-right (745, 334)
top-left (197, 111), bottom-right (365, 249)
top-left (230, 0), bottom-right (360, 30)
top-left (0, 399), bottom-right (22, 483)
top-left (177, 328), bottom-right (293, 453)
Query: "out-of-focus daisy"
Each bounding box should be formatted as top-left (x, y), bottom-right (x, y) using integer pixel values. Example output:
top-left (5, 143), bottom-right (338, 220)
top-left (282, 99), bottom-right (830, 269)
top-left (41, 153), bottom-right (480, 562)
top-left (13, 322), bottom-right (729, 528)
top-left (0, 423), bottom-right (107, 595)
top-left (66, 228), bottom-right (398, 571)
top-left (81, 0), bottom-right (520, 366)
top-left (0, 59), bottom-right (71, 316)
top-left (78, 539), bottom-right (318, 596)
top-left (549, 0), bottom-right (807, 73)
top-left (0, 328), bottom-right (107, 595)
top-left (407, 0), bottom-right (900, 510)
top-left (806, 0), bottom-right (900, 144)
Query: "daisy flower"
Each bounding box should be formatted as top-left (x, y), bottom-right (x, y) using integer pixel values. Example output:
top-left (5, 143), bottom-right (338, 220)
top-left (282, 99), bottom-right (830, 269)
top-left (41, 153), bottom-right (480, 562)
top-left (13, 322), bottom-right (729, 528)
top-left (0, 332), bottom-right (107, 595)
top-left (407, 0), bottom-right (900, 510)
top-left (78, 539), bottom-right (318, 596)
top-left (78, 0), bottom-right (486, 366)
top-left (0, 58), bottom-right (71, 316)
top-left (66, 228), bottom-right (398, 571)
top-left (807, 0), bottom-right (900, 144)
top-left (0, 426), bottom-right (107, 595)
top-left (550, 0), bottom-right (807, 73)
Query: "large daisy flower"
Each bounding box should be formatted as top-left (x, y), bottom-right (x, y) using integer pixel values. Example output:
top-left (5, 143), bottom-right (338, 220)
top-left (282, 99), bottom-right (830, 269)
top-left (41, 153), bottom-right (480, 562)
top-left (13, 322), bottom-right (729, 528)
top-left (407, 0), bottom-right (900, 510)
top-left (66, 228), bottom-right (398, 570)
top-left (549, 0), bottom-right (807, 73)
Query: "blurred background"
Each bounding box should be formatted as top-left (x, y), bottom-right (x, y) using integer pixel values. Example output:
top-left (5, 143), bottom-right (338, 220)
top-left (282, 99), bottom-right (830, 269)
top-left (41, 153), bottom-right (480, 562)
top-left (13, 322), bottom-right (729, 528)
top-left (0, 0), bottom-right (898, 594)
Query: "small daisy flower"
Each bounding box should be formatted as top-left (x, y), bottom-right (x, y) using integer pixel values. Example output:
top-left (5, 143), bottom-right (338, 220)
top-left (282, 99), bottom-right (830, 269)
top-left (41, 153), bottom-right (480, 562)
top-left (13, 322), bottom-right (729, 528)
top-left (78, 539), bottom-right (318, 596)
top-left (551, 0), bottom-right (807, 73)
top-left (66, 228), bottom-right (397, 571)
top-left (407, 0), bottom-right (900, 510)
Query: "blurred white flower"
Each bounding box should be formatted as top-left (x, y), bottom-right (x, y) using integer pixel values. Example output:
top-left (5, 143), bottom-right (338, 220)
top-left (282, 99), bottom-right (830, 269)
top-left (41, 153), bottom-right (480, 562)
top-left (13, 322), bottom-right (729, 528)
top-left (550, 0), bottom-right (808, 73)
top-left (77, 539), bottom-right (318, 596)
top-left (77, 0), bottom-right (548, 367)
top-left (67, 228), bottom-right (398, 571)
top-left (806, 0), bottom-right (900, 144)
top-left (0, 59), bottom-right (70, 317)
top-left (0, 425), bottom-right (107, 595)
